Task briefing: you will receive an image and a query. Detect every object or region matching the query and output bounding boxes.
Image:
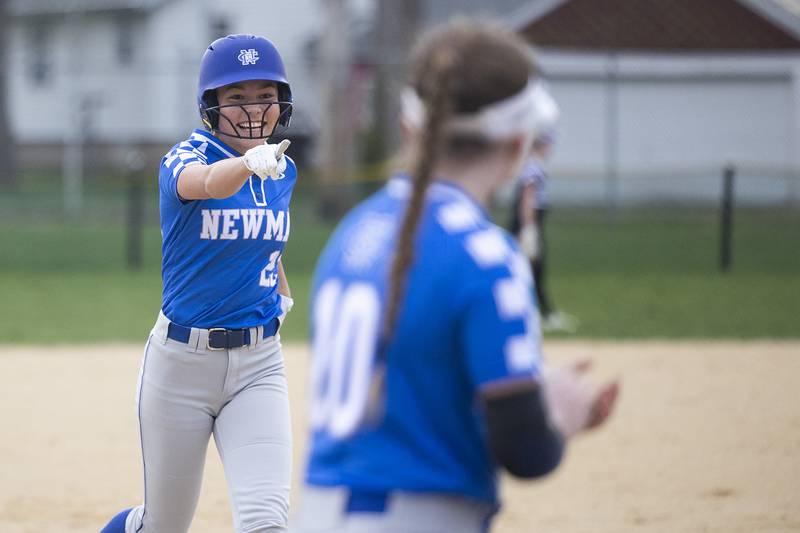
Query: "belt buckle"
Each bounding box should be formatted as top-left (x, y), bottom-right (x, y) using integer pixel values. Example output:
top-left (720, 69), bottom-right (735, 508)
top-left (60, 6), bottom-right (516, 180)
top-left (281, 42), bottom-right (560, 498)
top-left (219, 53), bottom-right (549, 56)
top-left (207, 328), bottom-right (228, 351)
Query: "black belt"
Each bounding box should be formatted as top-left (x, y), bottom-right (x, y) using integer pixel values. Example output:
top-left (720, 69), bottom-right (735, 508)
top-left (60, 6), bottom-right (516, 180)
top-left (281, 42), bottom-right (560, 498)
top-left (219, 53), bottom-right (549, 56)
top-left (344, 489), bottom-right (389, 513)
top-left (167, 317), bottom-right (279, 350)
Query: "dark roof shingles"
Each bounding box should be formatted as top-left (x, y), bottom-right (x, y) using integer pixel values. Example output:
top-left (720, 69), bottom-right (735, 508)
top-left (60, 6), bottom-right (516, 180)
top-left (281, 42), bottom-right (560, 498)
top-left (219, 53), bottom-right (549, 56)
top-left (521, 0), bottom-right (800, 50)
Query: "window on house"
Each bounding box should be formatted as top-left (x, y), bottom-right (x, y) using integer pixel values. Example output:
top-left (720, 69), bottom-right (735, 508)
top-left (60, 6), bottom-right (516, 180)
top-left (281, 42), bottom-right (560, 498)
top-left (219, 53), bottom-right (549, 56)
top-left (28, 20), bottom-right (53, 85)
top-left (210, 16), bottom-right (230, 41)
top-left (116, 16), bottom-right (135, 66)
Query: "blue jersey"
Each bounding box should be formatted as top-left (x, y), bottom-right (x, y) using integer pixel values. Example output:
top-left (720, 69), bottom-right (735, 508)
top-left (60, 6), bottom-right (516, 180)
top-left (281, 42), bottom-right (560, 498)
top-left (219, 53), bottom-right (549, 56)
top-left (306, 176), bottom-right (543, 504)
top-left (158, 129), bottom-right (296, 329)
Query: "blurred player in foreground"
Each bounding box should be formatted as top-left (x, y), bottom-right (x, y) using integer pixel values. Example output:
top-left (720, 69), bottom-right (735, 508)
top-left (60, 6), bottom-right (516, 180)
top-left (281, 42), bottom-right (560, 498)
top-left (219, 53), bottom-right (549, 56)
top-left (102, 34), bottom-right (296, 533)
top-left (510, 124), bottom-right (579, 333)
top-left (293, 19), bottom-right (619, 533)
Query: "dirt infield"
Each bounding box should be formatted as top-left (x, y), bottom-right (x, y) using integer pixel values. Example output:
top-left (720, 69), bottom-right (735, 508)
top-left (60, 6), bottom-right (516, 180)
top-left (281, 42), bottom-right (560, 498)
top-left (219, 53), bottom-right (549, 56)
top-left (0, 341), bottom-right (798, 532)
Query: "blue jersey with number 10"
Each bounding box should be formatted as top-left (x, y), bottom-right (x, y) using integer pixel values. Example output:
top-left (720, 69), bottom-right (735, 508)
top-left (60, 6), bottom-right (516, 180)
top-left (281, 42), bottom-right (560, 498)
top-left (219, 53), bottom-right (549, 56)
top-left (306, 176), bottom-right (544, 504)
top-left (158, 129), bottom-right (296, 329)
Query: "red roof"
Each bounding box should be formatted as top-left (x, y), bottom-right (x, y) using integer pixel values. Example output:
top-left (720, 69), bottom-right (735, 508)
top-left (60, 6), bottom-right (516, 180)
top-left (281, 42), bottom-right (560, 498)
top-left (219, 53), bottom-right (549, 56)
top-left (519, 0), bottom-right (800, 51)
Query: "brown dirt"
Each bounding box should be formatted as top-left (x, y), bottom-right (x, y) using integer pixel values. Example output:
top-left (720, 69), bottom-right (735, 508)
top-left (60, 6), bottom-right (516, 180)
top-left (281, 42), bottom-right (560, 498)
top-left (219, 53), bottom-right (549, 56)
top-left (0, 341), bottom-right (798, 532)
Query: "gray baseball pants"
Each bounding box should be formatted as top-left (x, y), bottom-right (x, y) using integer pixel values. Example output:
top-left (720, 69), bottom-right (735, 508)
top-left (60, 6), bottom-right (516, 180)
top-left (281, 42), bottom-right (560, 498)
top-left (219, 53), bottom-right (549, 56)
top-left (124, 311), bottom-right (292, 532)
top-left (292, 485), bottom-right (497, 533)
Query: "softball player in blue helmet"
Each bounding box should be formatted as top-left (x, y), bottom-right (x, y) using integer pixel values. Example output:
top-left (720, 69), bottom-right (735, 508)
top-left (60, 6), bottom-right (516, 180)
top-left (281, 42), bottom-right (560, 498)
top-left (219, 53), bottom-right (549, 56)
top-left (293, 20), bottom-right (619, 532)
top-left (102, 34), bottom-right (297, 533)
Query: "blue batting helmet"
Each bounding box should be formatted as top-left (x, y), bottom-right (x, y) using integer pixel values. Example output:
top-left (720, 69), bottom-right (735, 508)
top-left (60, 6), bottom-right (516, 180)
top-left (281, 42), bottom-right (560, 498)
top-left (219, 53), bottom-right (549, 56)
top-left (197, 34), bottom-right (293, 139)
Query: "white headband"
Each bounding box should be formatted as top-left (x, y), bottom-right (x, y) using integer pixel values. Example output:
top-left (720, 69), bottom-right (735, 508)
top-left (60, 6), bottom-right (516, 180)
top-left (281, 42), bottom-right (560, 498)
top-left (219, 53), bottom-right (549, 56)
top-left (400, 78), bottom-right (559, 141)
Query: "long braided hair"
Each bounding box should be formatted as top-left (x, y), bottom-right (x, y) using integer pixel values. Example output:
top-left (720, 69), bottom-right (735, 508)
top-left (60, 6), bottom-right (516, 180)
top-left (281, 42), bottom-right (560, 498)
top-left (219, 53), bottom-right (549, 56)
top-left (382, 19), bottom-right (537, 341)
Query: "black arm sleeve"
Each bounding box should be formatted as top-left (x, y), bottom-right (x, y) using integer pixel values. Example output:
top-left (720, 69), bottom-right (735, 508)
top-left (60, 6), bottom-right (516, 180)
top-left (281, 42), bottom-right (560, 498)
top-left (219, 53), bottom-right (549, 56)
top-left (484, 386), bottom-right (564, 479)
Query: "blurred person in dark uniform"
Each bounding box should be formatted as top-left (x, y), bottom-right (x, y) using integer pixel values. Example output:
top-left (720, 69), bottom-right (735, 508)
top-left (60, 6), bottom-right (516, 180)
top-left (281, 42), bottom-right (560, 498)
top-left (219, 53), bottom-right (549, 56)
top-left (510, 129), bottom-right (578, 333)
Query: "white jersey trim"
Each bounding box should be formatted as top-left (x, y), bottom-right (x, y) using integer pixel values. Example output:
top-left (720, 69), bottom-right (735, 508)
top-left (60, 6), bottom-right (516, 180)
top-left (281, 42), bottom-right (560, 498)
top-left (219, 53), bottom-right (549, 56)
top-left (190, 130), bottom-right (239, 159)
top-left (464, 228), bottom-right (511, 268)
top-left (493, 277), bottom-right (530, 320)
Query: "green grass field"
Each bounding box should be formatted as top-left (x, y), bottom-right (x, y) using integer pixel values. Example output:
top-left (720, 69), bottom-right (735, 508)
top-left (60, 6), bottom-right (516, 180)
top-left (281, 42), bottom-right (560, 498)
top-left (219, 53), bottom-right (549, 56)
top-left (0, 184), bottom-right (798, 343)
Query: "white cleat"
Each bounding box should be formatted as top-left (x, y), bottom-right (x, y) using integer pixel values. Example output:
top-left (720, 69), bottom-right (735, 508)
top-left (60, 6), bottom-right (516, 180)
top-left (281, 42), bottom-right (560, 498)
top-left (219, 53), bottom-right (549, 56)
top-left (542, 311), bottom-right (579, 333)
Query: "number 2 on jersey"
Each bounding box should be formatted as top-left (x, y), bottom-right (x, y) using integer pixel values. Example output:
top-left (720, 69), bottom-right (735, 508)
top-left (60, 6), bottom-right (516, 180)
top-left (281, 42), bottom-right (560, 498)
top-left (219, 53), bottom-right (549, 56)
top-left (311, 279), bottom-right (381, 438)
top-left (259, 251), bottom-right (281, 288)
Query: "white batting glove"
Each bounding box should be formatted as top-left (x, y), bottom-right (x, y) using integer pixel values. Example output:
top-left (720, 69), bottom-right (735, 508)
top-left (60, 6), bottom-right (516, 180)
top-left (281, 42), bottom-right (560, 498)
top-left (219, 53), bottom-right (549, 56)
top-left (519, 223), bottom-right (540, 260)
top-left (242, 139), bottom-right (291, 180)
top-left (277, 294), bottom-right (294, 326)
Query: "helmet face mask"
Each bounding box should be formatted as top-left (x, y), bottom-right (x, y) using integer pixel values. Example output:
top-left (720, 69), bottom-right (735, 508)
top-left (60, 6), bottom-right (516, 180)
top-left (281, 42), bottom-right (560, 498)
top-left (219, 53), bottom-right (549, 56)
top-left (197, 34), bottom-right (293, 140)
top-left (202, 100), bottom-right (293, 140)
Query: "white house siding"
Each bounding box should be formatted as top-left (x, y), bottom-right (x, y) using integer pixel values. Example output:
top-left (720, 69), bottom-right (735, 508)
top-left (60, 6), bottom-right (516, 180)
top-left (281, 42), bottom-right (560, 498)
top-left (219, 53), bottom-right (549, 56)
top-left (211, 0), bottom-right (324, 137)
top-left (538, 51), bottom-right (800, 205)
top-left (9, 16), bottom-right (76, 143)
top-left (7, 0), bottom-right (323, 147)
top-left (8, 7), bottom-right (185, 144)
top-left (142, 0), bottom-right (211, 140)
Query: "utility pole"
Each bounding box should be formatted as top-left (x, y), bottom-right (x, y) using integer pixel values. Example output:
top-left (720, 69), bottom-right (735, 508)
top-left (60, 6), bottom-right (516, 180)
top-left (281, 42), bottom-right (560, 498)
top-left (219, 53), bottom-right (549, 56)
top-left (373, 0), bottom-right (421, 160)
top-left (604, 52), bottom-right (620, 223)
top-left (0, 0), bottom-right (18, 190)
top-left (318, 0), bottom-right (353, 218)
top-left (62, 11), bottom-right (87, 216)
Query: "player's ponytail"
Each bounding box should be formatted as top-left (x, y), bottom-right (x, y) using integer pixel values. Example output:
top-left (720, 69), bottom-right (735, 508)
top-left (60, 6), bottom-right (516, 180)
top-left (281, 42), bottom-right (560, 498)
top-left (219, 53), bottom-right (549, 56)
top-left (382, 20), bottom-right (536, 341)
top-left (382, 47), bottom-right (457, 340)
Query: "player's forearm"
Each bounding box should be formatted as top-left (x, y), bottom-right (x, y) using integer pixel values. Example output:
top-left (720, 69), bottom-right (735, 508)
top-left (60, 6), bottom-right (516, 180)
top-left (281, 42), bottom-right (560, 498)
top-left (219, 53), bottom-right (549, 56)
top-left (277, 260), bottom-right (291, 298)
top-left (518, 185), bottom-right (537, 226)
top-left (203, 157), bottom-right (253, 198)
top-left (178, 158), bottom-right (253, 200)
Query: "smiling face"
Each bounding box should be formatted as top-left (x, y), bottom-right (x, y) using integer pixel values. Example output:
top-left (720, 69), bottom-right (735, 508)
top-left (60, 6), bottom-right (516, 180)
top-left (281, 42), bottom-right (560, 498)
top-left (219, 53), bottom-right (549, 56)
top-left (215, 79), bottom-right (281, 152)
